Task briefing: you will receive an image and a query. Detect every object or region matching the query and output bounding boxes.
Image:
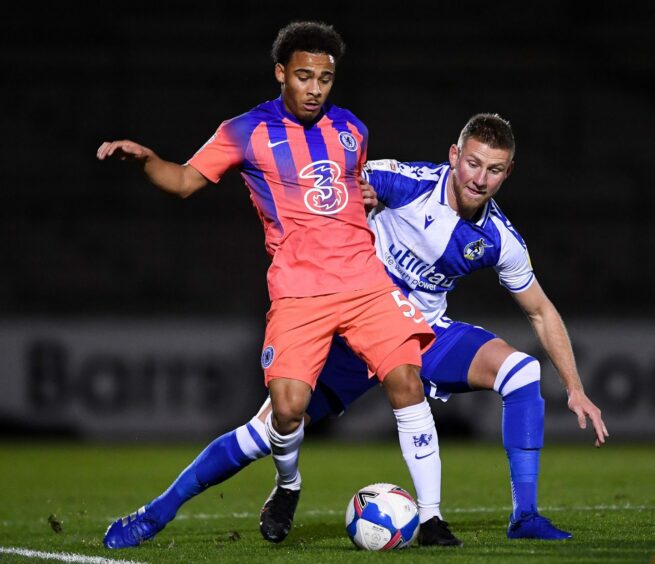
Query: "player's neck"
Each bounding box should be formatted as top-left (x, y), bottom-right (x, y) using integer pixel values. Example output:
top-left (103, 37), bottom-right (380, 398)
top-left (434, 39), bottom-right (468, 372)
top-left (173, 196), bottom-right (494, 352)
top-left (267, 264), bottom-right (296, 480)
top-left (277, 96), bottom-right (326, 127)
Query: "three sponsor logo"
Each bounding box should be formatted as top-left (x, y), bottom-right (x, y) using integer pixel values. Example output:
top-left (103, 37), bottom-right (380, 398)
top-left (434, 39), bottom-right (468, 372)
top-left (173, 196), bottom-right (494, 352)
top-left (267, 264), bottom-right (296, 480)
top-left (299, 160), bottom-right (348, 215)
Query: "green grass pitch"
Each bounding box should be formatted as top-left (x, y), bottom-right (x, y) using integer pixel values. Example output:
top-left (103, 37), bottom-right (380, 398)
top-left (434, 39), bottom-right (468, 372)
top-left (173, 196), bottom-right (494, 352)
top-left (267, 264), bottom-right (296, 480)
top-left (0, 440), bottom-right (653, 563)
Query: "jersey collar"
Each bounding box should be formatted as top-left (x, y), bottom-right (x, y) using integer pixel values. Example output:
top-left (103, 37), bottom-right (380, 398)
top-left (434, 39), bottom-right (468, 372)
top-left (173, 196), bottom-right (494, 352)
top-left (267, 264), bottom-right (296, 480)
top-left (436, 164), bottom-right (450, 205)
top-left (473, 201), bottom-right (492, 227)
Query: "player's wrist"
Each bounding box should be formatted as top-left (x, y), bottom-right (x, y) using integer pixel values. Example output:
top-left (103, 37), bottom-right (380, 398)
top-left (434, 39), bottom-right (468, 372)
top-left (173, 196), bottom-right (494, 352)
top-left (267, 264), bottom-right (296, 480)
top-left (566, 385), bottom-right (585, 398)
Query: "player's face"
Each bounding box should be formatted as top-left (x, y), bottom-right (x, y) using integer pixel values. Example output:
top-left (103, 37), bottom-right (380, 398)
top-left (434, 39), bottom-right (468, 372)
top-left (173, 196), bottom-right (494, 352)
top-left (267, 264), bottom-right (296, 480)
top-left (447, 138), bottom-right (514, 219)
top-left (275, 51), bottom-right (335, 123)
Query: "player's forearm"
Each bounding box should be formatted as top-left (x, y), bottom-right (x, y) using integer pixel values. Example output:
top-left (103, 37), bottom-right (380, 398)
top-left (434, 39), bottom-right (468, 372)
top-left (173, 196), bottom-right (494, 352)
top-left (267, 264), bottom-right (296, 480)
top-left (527, 306), bottom-right (584, 394)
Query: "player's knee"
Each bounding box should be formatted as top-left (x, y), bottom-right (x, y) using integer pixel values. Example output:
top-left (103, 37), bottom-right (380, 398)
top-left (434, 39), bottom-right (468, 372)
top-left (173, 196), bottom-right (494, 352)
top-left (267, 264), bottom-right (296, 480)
top-left (270, 401), bottom-right (305, 433)
top-left (494, 352), bottom-right (541, 398)
top-left (382, 365), bottom-right (424, 409)
top-left (268, 379), bottom-right (311, 431)
top-left (271, 397), bottom-right (306, 430)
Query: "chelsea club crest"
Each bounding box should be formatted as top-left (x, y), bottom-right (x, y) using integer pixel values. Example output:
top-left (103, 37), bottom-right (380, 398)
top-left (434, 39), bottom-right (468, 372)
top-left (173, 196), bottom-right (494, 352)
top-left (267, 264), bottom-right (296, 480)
top-left (464, 238), bottom-right (493, 261)
top-left (261, 346), bottom-right (275, 369)
top-left (338, 131), bottom-right (358, 152)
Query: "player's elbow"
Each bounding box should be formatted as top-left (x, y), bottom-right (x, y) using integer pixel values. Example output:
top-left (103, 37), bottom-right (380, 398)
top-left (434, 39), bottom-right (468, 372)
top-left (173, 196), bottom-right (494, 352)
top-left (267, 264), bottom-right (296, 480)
top-left (177, 187), bottom-right (196, 199)
top-left (155, 183), bottom-right (196, 199)
top-left (177, 166), bottom-right (207, 198)
top-left (176, 177), bottom-right (204, 199)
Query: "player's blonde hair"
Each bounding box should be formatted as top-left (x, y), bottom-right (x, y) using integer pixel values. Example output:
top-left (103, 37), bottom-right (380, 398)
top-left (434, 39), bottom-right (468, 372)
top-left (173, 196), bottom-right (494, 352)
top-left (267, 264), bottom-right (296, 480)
top-left (458, 113), bottom-right (515, 158)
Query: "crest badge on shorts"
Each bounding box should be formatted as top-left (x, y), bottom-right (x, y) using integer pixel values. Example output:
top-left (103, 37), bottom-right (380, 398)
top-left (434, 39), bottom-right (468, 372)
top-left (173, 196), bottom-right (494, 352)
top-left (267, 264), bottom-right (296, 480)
top-left (261, 346), bottom-right (275, 369)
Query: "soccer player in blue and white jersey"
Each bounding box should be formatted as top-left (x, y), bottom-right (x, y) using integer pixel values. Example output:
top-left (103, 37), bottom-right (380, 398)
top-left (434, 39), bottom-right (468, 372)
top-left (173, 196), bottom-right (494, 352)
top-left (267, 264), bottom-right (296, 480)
top-left (102, 113), bottom-right (608, 549)
top-left (359, 114), bottom-right (608, 541)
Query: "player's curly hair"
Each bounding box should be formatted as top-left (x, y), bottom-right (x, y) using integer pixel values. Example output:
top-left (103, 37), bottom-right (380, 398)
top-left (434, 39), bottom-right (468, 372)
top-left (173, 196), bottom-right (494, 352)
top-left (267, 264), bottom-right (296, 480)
top-left (458, 113), bottom-right (516, 158)
top-left (272, 21), bottom-right (346, 66)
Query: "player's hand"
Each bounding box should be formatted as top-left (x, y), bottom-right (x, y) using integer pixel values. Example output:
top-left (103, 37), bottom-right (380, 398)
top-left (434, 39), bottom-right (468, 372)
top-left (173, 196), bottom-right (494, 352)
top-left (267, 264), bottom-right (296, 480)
top-left (96, 140), bottom-right (153, 162)
top-left (567, 388), bottom-right (609, 447)
top-left (359, 176), bottom-right (378, 213)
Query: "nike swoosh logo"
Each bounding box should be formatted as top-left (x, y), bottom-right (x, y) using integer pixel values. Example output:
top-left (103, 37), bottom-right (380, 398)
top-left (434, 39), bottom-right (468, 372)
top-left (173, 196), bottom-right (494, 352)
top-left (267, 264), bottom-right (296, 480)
top-left (415, 451), bottom-right (435, 460)
top-left (267, 139), bottom-right (289, 148)
top-left (424, 215), bottom-right (435, 229)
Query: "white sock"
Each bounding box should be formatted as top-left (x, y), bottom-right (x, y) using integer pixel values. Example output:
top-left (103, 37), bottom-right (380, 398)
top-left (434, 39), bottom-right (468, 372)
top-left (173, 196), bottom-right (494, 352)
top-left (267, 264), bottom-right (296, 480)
top-left (394, 399), bottom-right (442, 523)
top-left (265, 412), bottom-right (303, 491)
top-left (234, 415), bottom-right (271, 460)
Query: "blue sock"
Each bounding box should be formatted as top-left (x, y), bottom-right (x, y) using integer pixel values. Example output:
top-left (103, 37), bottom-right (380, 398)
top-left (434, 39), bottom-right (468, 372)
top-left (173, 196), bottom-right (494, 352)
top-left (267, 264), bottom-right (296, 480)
top-left (501, 380), bottom-right (544, 521)
top-left (506, 447), bottom-right (539, 520)
top-left (147, 417), bottom-right (271, 524)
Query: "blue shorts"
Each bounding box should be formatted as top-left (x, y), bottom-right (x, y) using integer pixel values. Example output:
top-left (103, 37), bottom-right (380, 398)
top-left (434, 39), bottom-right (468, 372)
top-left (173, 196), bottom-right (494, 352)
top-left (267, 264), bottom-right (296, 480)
top-left (306, 321), bottom-right (496, 422)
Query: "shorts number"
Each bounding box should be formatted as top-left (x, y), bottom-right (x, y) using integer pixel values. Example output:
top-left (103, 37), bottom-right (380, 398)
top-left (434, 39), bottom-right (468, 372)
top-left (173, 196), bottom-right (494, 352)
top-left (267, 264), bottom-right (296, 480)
top-left (391, 290), bottom-right (425, 324)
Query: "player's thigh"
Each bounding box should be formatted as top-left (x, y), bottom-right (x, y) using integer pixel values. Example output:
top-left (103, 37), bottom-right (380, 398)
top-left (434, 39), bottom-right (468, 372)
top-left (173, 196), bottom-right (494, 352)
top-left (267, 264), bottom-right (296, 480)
top-left (421, 321), bottom-right (496, 397)
top-left (262, 296), bottom-right (337, 390)
top-left (339, 283), bottom-right (434, 375)
top-left (268, 378), bottom-right (313, 424)
top-left (467, 338), bottom-right (517, 390)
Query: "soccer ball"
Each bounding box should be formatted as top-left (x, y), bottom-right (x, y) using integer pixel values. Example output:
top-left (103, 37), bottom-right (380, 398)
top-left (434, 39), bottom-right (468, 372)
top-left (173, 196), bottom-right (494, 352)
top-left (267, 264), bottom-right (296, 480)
top-left (345, 483), bottom-right (420, 550)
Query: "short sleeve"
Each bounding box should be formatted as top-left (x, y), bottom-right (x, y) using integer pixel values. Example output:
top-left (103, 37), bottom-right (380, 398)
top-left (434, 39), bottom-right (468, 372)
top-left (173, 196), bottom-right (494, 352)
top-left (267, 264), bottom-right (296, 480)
top-left (186, 118), bottom-right (246, 183)
top-left (364, 160), bottom-right (445, 208)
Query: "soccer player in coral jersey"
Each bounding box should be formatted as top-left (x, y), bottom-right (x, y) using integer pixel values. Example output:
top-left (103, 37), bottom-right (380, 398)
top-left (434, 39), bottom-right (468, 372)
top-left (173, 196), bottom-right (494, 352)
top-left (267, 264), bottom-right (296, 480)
top-left (98, 21), bottom-right (440, 548)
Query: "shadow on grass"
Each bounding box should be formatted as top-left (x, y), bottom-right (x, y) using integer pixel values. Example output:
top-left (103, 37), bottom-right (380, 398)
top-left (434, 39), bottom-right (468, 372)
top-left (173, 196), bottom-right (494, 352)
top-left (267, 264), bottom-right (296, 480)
top-left (265, 521), bottom-right (356, 552)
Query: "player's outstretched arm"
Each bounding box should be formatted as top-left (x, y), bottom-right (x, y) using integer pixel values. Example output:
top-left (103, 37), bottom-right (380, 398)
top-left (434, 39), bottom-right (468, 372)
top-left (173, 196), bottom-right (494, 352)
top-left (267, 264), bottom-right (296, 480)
top-left (96, 139), bottom-right (208, 198)
top-left (512, 279), bottom-right (609, 447)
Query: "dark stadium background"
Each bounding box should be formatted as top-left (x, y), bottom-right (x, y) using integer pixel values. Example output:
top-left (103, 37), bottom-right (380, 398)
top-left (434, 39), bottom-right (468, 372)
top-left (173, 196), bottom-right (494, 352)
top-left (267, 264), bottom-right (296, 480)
top-left (2, 2), bottom-right (654, 441)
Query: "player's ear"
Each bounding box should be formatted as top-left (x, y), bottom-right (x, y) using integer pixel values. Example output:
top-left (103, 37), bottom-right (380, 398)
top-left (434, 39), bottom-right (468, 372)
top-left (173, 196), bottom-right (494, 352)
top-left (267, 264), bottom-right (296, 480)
top-left (448, 144), bottom-right (459, 169)
top-left (274, 63), bottom-right (285, 86)
top-left (506, 160), bottom-right (515, 178)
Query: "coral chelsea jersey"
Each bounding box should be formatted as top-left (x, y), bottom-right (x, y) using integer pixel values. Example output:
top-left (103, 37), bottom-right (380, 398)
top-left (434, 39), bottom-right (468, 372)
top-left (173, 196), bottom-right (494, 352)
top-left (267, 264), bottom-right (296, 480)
top-left (187, 97), bottom-right (389, 300)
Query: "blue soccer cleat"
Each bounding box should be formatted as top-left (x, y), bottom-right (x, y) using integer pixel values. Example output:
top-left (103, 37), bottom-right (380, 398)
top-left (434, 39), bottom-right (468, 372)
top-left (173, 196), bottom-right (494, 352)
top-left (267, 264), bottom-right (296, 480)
top-left (507, 512), bottom-right (572, 540)
top-left (103, 505), bottom-right (165, 549)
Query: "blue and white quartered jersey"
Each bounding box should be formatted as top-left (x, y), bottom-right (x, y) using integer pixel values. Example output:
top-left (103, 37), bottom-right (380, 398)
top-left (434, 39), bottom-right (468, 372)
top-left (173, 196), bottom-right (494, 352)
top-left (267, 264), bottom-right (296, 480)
top-left (364, 159), bottom-right (534, 328)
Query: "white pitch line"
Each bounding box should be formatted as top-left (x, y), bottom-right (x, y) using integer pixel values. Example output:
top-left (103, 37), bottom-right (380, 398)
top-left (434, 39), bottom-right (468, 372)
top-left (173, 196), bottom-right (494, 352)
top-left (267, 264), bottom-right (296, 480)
top-left (451, 503), bottom-right (655, 514)
top-left (166, 503), bottom-right (654, 521)
top-left (0, 547), bottom-right (146, 564)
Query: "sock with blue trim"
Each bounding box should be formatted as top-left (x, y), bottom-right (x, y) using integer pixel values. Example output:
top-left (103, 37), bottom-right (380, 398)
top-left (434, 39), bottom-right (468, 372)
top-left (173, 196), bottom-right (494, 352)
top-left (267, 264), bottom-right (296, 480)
top-left (147, 415), bottom-right (271, 523)
top-left (494, 352), bottom-right (544, 521)
top-left (265, 412), bottom-right (304, 491)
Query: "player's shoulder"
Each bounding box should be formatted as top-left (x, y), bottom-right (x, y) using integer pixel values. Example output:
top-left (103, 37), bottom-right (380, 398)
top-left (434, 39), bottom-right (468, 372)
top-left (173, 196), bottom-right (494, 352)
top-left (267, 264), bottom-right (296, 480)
top-left (364, 160), bottom-right (448, 208)
top-left (488, 199), bottom-right (528, 245)
top-left (325, 103), bottom-right (368, 135)
top-left (366, 159), bottom-right (448, 181)
top-left (488, 198), bottom-right (513, 228)
top-left (218, 99), bottom-right (276, 138)
top-left (223, 99), bottom-right (275, 125)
